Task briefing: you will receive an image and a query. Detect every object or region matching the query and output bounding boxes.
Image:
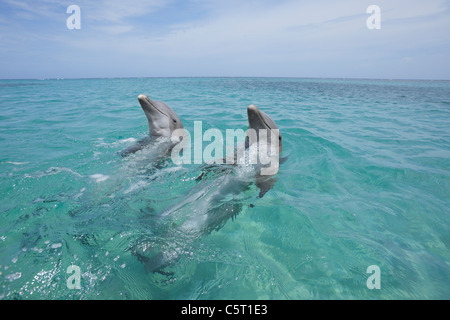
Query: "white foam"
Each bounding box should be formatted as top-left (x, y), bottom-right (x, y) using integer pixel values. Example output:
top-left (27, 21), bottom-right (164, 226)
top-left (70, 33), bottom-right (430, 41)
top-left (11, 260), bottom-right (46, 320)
top-left (94, 138), bottom-right (107, 147)
top-left (6, 272), bottom-right (21, 282)
top-left (25, 167), bottom-right (83, 179)
top-left (49, 167), bottom-right (83, 177)
top-left (51, 243), bottom-right (62, 249)
top-left (120, 138), bottom-right (137, 144)
top-left (124, 180), bottom-right (148, 194)
top-left (2, 161), bottom-right (28, 165)
top-left (73, 187), bottom-right (86, 199)
top-left (89, 174), bottom-right (110, 183)
top-left (94, 137), bottom-right (137, 148)
top-left (93, 151), bottom-right (102, 159)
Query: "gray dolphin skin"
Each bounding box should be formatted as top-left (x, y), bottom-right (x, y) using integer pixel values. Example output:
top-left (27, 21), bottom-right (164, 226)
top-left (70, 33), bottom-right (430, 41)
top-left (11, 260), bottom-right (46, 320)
top-left (138, 94), bottom-right (184, 138)
top-left (246, 104), bottom-right (283, 154)
top-left (246, 104), bottom-right (283, 198)
top-left (120, 95), bottom-right (184, 157)
top-left (133, 104), bottom-right (284, 274)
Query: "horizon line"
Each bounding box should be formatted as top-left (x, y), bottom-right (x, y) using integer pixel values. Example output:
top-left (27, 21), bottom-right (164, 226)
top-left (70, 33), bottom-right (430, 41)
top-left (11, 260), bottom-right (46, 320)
top-left (1, 76), bottom-right (449, 82)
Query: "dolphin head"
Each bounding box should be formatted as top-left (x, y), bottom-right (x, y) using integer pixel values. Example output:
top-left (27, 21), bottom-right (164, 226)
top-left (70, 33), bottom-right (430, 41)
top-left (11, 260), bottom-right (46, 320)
top-left (247, 104), bottom-right (283, 154)
top-left (138, 94), bottom-right (184, 138)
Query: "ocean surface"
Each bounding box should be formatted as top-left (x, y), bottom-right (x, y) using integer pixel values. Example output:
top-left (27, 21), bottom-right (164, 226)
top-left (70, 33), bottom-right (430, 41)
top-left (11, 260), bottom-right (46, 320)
top-left (0, 77), bottom-right (449, 300)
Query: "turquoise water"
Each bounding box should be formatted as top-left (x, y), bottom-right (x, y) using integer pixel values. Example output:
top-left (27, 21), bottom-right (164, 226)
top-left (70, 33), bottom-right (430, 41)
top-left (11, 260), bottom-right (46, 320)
top-left (0, 77), bottom-right (449, 299)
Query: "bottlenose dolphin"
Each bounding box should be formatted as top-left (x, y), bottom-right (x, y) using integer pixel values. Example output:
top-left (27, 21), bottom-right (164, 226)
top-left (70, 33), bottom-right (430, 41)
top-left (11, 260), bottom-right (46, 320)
top-left (133, 104), bottom-right (284, 273)
top-left (120, 95), bottom-right (184, 157)
top-left (246, 104), bottom-right (282, 154)
top-left (246, 104), bottom-right (283, 198)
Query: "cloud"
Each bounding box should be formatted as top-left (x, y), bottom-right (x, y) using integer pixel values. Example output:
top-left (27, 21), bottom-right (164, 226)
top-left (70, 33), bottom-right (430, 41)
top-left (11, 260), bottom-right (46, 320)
top-left (56, 0), bottom-right (450, 78)
top-left (379, 0), bottom-right (448, 21)
top-left (113, 0), bottom-right (368, 68)
top-left (95, 25), bottom-right (135, 35)
top-left (0, 0), bottom-right (449, 79)
top-left (0, 0), bottom-right (170, 21)
top-left (143, 0), bottom-right (449, 62)
top-left (84, 0), bottom-right (170, 23)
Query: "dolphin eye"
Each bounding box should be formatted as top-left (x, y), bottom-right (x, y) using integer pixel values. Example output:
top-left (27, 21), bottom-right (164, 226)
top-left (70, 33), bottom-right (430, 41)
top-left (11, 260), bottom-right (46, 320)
top-left (173, 119), bottom-right (177, 123)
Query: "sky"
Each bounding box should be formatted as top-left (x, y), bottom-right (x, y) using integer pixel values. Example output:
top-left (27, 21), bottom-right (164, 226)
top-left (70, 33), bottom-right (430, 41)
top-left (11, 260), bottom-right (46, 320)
top-left (0, 0), bottom-right (449, 79)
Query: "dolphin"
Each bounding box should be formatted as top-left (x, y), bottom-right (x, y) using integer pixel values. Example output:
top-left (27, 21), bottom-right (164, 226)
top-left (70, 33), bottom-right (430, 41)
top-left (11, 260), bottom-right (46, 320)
top-left (120, 95), bottom-right (184, 157)
top-left (189, 104), bottom-right (283, 197)
top-left (133, 104), bottom-right (284, 273)
top-left (246, 104), bottom-right (282, 154)
top-left (245, 104), bottom-right (283, 198)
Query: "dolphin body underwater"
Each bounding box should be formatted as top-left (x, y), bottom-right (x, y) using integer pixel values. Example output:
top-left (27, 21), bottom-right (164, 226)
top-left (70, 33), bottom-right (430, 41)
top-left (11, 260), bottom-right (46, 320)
top-left (128, 102), bottom-right (285, 274)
